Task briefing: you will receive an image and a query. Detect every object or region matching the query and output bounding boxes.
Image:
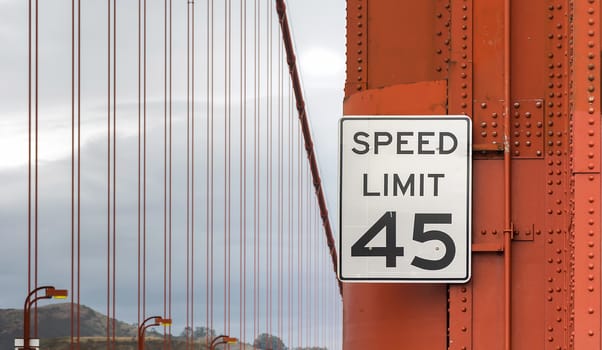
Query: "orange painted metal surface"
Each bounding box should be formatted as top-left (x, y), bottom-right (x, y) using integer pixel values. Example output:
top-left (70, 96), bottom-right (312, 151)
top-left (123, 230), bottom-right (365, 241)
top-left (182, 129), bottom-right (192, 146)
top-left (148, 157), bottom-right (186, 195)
top-left (343, 283), bottom-right (447, 349)
top-left (343, 79), bottom-right (448, 350)
top-left (543, 1), bottom-right (571, 349)
top-left (572, 0), bottom-right (601, 348)
top-left (343, 80), bottom-right (447, 115)
top-left (448, 1), bottom-right (475, 348)
top-left (342, 0), bottom-right (602, 349)
top-left (367, 2), bottom-right (444, 87)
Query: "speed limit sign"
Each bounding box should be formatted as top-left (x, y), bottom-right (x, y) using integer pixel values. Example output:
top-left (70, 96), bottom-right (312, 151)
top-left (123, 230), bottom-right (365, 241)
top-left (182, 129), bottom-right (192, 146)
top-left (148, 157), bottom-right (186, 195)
top-left (338, 116), bottom-right (472, 283)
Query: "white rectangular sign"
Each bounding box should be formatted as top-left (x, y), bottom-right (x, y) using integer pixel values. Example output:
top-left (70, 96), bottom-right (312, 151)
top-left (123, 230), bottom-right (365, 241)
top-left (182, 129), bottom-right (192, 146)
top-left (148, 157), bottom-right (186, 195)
top-left (338, 116), bottom-right (472, 282)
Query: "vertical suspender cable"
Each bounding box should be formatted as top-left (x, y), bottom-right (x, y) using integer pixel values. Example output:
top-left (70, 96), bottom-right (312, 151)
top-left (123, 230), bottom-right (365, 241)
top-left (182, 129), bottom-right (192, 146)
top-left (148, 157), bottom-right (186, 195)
top-left (312, 197), bottom-right (316, 344)
top-left (287, 79), bottom-right (292, 349)
top-left (290, 79), bottom-right (296, 349)
top-left (309, 194), bottom-right (313, 344)
top-left (320, 243), bottom-right (323, 347)
top-left (143, 0), bottom-right (147, 323)
top-left (255, 0), bottom-right (260, 336)
top-left (303, 172), bottom-right (313, 346)
top-left (309, 174), bottom-right (313, 344)
top-left (34, 0), bottom-right (39, 336)
top-left (331, 251), bottom-right (334, 349)
top-left (328, 253), bottom-right (332, 348)
top-left (317, 203), bottom-right (320, 343)
top-left (183, 0), bottom-right (196, 345)
top-left (277, 29), bottom-right (283, 350)
top-left (211, 0), bottom-right (215, 337)
top-left (306, 167), bottom-right (310, 343)
top-left (307, 169), bottom-right (311, 343)
top-left (77, 0), bottom-right (81, 345)
top-left (137, 0), bottom-right (142, 334)
top-left (224, 0), bottom-right (232, 344)
top-left (190, 0), bottom-right (195, 346)
top-left (310, 197), bottom-right (315, 344)
top-left (323, 244), bottom-right (327, 348)
top-left (185, 0), bottom-right (193, 347)
top-left (227, 0), bottom-right (232, 342)
top-left (295, 91), bottom-right (299, 349)
top-left (323, 219), bottom-right (327, 347)
top-left (240, 0), bottom-right (247, 344)
top-left (168, 0), bottom-right (173, 347)
top-left (332, 278), bottom-right (340, 349)
top-left (206, 0), bottom-right (215, 342)
top-left (293, 98), bottom-right (297, 348)
top-left (308, 171), bottom-right (312, 344)
top-left (185, 0), bottom-right (190, 346)
top-left (27, 0), bottom-right (32, 327)
top-left (318, 206), bottom-right (321, 345)
top-left (206, 0), bottom-right (214, 344)
top-left (224, 0), bottom-right (228, 338)
top-left (316, 206), bottom-right (319, 346)
top-left (328, 265), bottom-right (331, 349)
top-left (164, 0), bottom-right (168, 346)
top-left (253, 0), bottom-right (257, 340)
top-left (298, 107), bottom-right (302, 350)
top-left (276, 29), bottom-right (281, 349)
top-left (205, 0), bottom-right (209, 340)
top-left (281, 40), bottom-right (285, 350)
top-left (277, 50), bottom-right (283, 349)
top-left (267, 0), bottom-right (273, 344)
top-left (186, 3), bottom-right (189, 345)
top-left (70, 0), bottom-right (75, 347)
top-left (106, 0), bottom-right (111, 346)
top-left (253, 0), bottom-right (259, 342)
top-left (321, 224), bottom-right (326, 347)
top-left (315, 204), bottom-right (319, 344)
top-left (112, 1), bottom-right (117, 346)
top-left (304, 116), bottom-right (309, 346)
top-left (290, 82), bottom-right (295, 349)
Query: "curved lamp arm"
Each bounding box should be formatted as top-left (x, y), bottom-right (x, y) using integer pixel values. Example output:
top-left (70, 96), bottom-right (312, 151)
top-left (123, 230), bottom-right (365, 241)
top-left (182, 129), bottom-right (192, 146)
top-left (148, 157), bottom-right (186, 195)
top-left (137, 316), bottom-right (171, 350)
top-left (210, 335), bottom-right (238, 350)
top-left (23, 286), bottom-right (68, 350)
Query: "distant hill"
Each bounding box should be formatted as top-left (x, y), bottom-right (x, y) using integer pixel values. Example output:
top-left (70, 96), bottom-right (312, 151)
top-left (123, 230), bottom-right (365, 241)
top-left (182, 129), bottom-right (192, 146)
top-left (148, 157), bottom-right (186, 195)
top-left (42, 337), bottom-right (202, 350)
top-left (1, 303), bottom-right (140, 349)
top-left (0, 303), bottom-right (251, 349)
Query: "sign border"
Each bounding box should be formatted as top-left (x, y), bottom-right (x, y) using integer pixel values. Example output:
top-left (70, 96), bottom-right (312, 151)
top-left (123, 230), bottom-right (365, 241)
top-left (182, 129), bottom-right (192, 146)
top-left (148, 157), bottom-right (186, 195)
top-left (338, 116), bottom-right (472, 283)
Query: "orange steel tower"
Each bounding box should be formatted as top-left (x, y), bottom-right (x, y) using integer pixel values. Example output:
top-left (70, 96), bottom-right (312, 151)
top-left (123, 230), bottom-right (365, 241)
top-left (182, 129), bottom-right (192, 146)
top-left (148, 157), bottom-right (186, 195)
top-left (342, 0), bottom-right (601, 349)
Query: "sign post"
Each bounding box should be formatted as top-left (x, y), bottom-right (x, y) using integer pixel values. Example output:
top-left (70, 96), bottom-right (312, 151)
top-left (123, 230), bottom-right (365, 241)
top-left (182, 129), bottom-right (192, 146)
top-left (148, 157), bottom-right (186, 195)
top-left (338, 116), bottom-right (472, 282)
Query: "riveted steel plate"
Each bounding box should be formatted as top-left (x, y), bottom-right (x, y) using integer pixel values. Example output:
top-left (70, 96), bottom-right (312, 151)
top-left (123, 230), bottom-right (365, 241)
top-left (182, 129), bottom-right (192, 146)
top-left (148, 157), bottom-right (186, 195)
top-left (472, 99), bottom-right (504, 154)
top-left (510, 99), bottom-right (545, 159)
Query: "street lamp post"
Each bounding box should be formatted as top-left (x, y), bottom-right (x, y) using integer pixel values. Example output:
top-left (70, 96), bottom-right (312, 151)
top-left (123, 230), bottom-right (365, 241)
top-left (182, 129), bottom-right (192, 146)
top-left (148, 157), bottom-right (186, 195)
top-left (210, 335), bottom-right (238, 350)
top-left (22, 286), bottom-right (68, 350)
top-left (137, 316), bottom-right (172, 350)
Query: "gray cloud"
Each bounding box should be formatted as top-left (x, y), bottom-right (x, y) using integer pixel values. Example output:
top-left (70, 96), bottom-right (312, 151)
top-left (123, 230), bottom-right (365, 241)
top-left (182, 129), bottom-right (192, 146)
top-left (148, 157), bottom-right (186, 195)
top-left (0, 0), bottom-right (344, 348)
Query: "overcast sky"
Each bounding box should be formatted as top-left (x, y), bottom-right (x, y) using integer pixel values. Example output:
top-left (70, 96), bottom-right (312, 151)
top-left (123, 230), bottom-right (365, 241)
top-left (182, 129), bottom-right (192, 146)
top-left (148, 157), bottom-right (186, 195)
top-left (0, 0), bottom-right (344, 348)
